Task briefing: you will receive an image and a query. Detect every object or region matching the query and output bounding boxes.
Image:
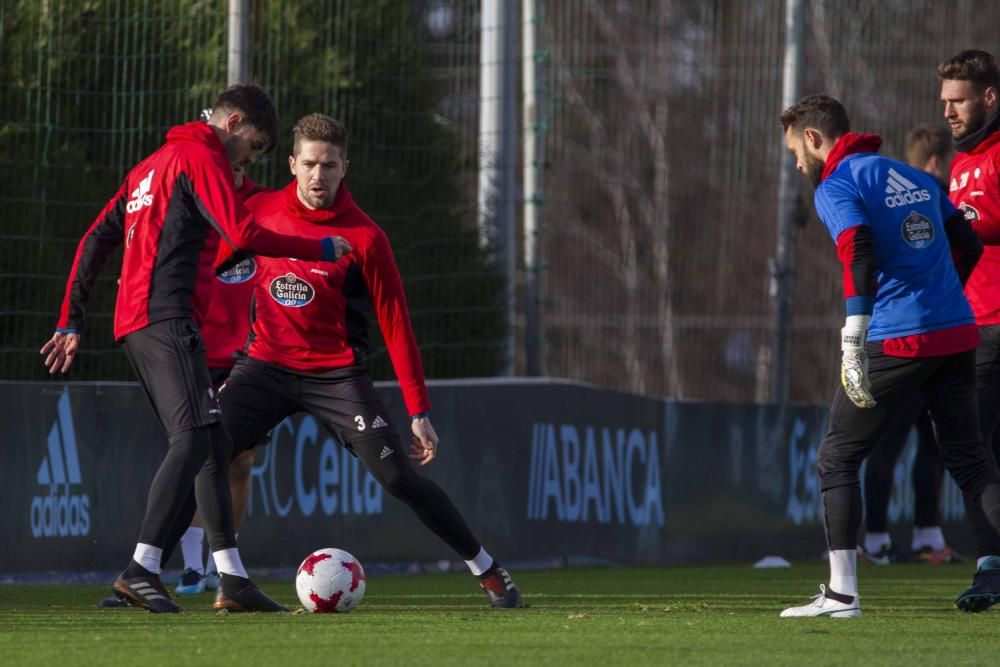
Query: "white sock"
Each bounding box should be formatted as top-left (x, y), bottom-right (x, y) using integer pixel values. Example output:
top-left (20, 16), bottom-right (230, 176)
top-left (133, 543), bottom-right (163, 575)
top-left (911, 526), bottom-right (946, 552)
top-left (863, 532), bottom-right (891, 555)
top-left (212, 548), bottom-right (248, 578)
top-left (180, 527), bottom-right (205, 574)
top-left (828, 548), bottom-right (858, 598)
top-left (464, 547), bottom-right (494, 576)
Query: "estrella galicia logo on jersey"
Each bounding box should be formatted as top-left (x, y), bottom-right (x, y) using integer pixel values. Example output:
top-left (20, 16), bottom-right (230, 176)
top-left (217, 257), bottom-right (256, 284)
top-left (270, 272), bottom-right (315, 307)
top-left (884, 167), bottom-right (931, 208)
top-left (31, 390), bottom-right (91, 538)
top-left (960, 202), bottom-right (980, 224)
top-left (900, 211), bottom-right (934, 249)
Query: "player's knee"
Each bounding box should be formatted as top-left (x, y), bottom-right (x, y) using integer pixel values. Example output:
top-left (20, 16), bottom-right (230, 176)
top-left (378, 467), bottom-right (420, 500)
top-left (816, 441), bottom-right (860, 487)
top-left (230, 449), bottom-right (254, 482)
top-left (168, 426), bottom-right (211, 460)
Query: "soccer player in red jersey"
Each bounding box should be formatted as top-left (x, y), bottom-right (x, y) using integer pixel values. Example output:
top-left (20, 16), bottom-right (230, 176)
top-left (42, 85), bottom-right (350, 613)
top-left (217, 113), bottom-right (523, 608)
top-left (940, 50), bottom-right (1000, 612)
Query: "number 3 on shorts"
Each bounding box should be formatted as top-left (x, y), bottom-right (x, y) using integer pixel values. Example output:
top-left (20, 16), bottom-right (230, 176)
top-left (354, 415), bottom-right (366, 431)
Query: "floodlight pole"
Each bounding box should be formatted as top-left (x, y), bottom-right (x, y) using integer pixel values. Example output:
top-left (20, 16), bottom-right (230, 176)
top-left (770, 0), bottom-right (805, 405)
top-left (479, 0), bottom-right (518, 375)
top-left (522, 0), bottom-right (545, 376)
top-left (227, 0), bottom-right (250, 85)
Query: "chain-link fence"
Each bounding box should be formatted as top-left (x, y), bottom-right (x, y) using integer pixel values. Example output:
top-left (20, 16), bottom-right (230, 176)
top-left (3, 0), bottom-right (1000, 403)
top-left (0, 0), bottom-right (506, 382)
top-left (538, 0), bottom-right (1000, 402)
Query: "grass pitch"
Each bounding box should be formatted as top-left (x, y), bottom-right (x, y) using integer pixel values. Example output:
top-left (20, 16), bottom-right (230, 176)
top-left (3, 563), bottom-right (1000, 666)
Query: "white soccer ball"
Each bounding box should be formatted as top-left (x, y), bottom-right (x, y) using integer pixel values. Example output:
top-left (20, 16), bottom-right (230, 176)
top-left (295, 548), bottom-right (366, 613)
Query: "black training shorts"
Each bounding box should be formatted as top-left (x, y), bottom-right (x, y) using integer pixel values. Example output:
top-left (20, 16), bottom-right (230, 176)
top-left (122, 317), bottom-right (220, 437)
top-left (219, 356), bottom-right (401, 457)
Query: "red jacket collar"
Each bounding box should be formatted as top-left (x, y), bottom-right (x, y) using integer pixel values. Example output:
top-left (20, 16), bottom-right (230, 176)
top-left (964, 129), bottom-right (1000, 156)
top-left (282, 180), bottom-right (354, 224)
top-left (820, 132), bottom-right (883, 181)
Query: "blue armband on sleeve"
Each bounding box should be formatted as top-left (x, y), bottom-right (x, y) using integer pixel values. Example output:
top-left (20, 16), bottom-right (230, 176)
top-left (320, 237), bottom-right (336, 261)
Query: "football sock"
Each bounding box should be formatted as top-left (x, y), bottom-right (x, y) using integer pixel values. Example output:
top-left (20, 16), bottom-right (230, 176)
top-left (863, 532), bottom-right (891, 555)
top-left (828, 548), bottom-right (858, 598)
top-left (465, 547), bottom-right (495, 576)
top-left (911, 526), bottom-right (946, 552)
top-left (180, 527), bottom-right (205, 574)
top-left (133, 543), bottom-right (164, 575)
top-left (212, 548), bottom-right (248, 578)
top-left (205, 532), bottom-right (233, 574)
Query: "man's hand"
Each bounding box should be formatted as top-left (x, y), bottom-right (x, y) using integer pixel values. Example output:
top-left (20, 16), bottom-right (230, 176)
top-left (841, 316), bottom-right (875, 408)
top-left (409, 415), bottom-right (438, 466)
top-left (321, 236), bottom-right (353, 261)
top-left (40, 331), bottom-right (81, 375)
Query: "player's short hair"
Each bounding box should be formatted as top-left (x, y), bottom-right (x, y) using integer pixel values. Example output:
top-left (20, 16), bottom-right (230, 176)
top-left (905, 123), bottom-right (952, 168)
top-left (938, 49), bottom-right (1000, 92)
top-left (779, 94), bottom-right (850, 138)
top-left (211, 83), bottom-right (279, 152)
top-left (292, 113), bottom-right (348, 156)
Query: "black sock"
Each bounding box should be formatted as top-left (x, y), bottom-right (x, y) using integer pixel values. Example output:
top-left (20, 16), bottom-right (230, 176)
top-left (825, 588), bottom-right (855, 604)
top-left (123, 559), bottom-right (153, 579)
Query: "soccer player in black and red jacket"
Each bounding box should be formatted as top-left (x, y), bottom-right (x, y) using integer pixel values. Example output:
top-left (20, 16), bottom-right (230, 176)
top-left (41, 85), bottom-right (351, 613)
top-left (216, 113), bottom-right (523, 608)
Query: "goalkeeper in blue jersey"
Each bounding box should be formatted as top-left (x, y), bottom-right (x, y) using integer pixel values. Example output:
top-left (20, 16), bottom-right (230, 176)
top-left (777, 94), bottom-right (1000, 618)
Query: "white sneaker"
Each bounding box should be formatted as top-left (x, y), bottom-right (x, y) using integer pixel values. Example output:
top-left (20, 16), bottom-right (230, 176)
top-left (780, 584), bottom-right (861, 618)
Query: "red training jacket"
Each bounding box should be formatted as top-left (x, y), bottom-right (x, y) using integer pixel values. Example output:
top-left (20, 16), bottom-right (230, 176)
top-left (951, 129), bottom-right (1000, 326)
top-left (245, 182), bottom-right (430, 416)
top-left (56, 122), bottom-right (326, 341)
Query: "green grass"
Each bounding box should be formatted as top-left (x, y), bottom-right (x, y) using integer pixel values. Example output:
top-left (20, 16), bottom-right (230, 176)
top-left (2, 564), bottom-right (1000, 666)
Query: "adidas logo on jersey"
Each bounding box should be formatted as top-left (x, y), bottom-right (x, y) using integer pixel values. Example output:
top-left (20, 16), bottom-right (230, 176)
top-left (30, 390), bottom-right (90, 538)
top-left (884, 167), bottom-right (930, 208)
top-left (126, 169), bottom-right (155, 213)
top-left (371, 415), bottom-right (388, 429)
top-left (379, 445), bottom-right (394, 460)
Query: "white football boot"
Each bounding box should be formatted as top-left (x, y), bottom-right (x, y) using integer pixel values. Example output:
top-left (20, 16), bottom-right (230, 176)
top-left (780, 584), bottom-right (861, 618)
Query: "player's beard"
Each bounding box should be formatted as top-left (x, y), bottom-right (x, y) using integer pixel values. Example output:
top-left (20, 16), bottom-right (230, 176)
top-left (952, 103), bottom-right (988, 141)
top-left (299, 183), bottom-right (335, 210)
top-left (803, 151), bottom-right (825, 187)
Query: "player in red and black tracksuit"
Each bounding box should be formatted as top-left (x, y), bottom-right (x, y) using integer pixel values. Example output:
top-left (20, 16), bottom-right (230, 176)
top-left (940, 50), bottom-right (1000, 611)
top-left (42, 85), bottom-right (349, 613)
top-left (217, 113), bottom-right (523, 608)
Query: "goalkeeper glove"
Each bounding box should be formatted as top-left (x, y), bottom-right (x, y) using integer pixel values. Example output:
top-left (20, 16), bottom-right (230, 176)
top-left (841, 315), bottom-right (876, 408)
